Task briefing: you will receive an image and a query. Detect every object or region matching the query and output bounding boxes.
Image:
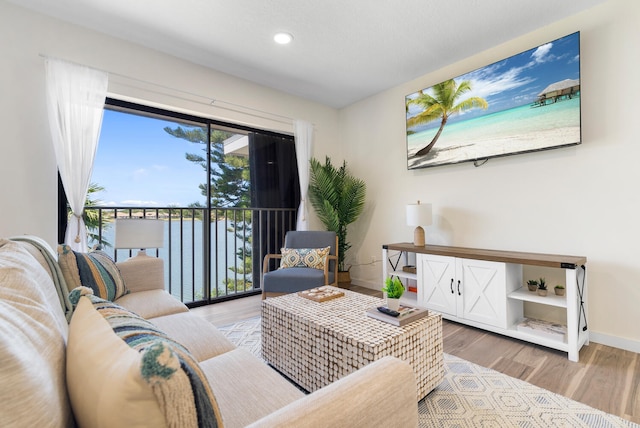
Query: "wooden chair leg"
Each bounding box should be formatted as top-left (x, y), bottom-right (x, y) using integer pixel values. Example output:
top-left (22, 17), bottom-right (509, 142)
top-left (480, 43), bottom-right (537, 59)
top-left (262, 291), bottom-right (289, 299)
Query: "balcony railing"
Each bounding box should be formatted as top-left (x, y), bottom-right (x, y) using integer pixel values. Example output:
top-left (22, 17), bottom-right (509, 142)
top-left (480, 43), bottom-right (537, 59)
top-left (85, 206), bottom-right (297, 306)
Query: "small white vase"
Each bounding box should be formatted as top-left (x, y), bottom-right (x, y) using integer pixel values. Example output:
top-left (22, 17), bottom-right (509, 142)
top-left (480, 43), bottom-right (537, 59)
top-left (387, 297), bottom-right (400, 311)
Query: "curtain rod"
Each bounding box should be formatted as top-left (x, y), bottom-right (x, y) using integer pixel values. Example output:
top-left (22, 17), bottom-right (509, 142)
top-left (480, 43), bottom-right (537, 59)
top-left (39, 54), bottom-right (302, 126)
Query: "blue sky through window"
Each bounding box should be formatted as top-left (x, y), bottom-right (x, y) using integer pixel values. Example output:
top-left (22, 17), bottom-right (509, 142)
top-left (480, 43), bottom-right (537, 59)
top-left (92, 109), bottom-right (206, 207)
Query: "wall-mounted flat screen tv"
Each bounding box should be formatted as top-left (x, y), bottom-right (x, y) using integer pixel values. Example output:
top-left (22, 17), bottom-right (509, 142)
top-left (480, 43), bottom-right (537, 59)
top-left (406, 32), bottom-right (581, 169)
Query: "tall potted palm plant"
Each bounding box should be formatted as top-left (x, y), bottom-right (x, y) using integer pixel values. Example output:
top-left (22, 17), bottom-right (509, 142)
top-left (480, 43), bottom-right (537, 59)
top-left (308, 156), bottom-right (366, 285)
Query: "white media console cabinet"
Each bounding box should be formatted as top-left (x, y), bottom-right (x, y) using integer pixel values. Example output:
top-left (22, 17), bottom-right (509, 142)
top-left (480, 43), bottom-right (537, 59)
top-left (382, 243), bottom-right (588, 362)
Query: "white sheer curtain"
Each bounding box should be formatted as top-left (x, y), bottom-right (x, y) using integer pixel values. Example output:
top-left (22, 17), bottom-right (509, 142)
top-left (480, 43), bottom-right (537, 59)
top-left (294, 120), bottom-right (313, 230)
top-left (45, 59), bottom-right (108, 252)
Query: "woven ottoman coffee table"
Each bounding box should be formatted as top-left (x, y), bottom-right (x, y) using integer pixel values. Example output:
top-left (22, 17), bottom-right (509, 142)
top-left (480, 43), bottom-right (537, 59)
top-left (261, 286), bottom-right (443, 401)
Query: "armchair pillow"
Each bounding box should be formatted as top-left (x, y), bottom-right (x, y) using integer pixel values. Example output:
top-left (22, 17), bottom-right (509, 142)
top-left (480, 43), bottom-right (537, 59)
top-left (66, 288), bottom-right (221, 428)
top-left (58, 244), bottom-right (128, 301)
top-left (279, 247), bottom-right (330, 270)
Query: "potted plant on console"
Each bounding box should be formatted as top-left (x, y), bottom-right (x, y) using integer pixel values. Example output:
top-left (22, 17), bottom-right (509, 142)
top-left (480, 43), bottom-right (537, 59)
top-left (383, 277), bottom-right (405, 311)
top-left (554, 284), bottom-right (566, 296)
top-left (308, 156), bottom-right (366, 286)
top-left (537, 278), bottom-right (548, 296)
top-left (526, 279), bottom-right (538, 292)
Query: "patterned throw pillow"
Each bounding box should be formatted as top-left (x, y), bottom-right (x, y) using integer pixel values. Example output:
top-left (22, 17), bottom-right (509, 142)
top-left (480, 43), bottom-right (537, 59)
top-left (67, 287), bottom-right (221, 428)
top-left (280, 246), bottom-right (330, 270)
top-left (58, 244), bottom-right (128, 301)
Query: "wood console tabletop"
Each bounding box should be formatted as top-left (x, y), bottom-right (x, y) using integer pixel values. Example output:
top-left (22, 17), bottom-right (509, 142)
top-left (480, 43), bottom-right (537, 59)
top-left (382, 243), bottom-right (586, 269)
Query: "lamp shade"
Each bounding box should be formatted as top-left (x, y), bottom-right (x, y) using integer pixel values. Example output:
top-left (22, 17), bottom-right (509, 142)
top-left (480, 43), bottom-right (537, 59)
top-left (406, 202), bottom-right (432, 246)
top-left (115, 219), bottom-right (165, 249)
top-left (406, 203), bottom-right (432, 227)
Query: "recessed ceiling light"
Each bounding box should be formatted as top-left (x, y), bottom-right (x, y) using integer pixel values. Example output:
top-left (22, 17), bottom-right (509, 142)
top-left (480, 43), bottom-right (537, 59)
top-left (274, 32), bottom-right (293, 45)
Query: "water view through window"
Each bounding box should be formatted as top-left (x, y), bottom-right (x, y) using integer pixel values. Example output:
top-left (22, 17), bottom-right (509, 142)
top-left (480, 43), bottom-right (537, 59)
top-left (90, 104), bottom-right (254, 303)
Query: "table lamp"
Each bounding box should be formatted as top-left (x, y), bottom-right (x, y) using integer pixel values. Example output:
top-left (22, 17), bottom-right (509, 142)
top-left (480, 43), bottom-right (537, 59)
top-left (115, 218), bottom-right (164, 257)
top-left (406, 201), bottom-right (432, 246)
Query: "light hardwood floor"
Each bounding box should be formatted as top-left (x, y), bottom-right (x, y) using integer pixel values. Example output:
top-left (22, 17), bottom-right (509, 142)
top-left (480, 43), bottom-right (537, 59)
top-left (191, 286), bottom-right (639, 424)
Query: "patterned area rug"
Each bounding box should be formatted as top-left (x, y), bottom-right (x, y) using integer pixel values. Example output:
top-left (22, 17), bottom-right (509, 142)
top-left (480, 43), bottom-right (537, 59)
top-left (217, 316), bottom-right (638, 428)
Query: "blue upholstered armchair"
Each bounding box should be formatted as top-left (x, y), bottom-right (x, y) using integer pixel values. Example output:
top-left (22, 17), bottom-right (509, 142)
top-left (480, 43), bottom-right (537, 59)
top-left (261, 231), bottom-right (338, 299)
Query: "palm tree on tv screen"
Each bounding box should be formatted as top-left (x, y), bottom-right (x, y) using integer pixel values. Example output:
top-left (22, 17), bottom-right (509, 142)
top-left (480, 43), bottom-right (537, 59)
top-left (407, 79), bottom-right (488, 157)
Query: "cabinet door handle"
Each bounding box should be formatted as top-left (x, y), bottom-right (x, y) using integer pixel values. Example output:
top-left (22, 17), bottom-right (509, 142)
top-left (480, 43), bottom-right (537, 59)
top-left (450, 278), bottom-right (454, 294)
top-left (457, 280), bottom-right (461, 296)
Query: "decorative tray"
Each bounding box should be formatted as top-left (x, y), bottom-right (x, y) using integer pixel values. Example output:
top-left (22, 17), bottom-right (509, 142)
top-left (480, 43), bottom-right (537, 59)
top-left (298, 287), bottom-right (344, 302)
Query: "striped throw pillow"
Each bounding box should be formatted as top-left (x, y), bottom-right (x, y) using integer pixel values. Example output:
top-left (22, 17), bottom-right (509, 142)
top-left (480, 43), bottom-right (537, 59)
top-left (67, 287), bottom-right (221, 428)
top-left (58, 244), bottom-right (128, 301)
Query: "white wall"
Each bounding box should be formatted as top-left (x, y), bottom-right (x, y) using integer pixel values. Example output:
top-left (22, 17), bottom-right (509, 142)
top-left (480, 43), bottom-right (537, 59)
top-left (0, 1), bottom-right (339, 245)
top-left (341, 0), bottom-right (640, 352)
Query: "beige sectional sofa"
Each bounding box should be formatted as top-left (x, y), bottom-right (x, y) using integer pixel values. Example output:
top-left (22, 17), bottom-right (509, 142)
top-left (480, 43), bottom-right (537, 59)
top-left (0, 237), bottom-right (418, 427)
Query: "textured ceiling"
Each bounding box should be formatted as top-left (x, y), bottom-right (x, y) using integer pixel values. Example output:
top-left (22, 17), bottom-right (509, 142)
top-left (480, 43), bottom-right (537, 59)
top-left (10, 0), bottom-right (605, 108)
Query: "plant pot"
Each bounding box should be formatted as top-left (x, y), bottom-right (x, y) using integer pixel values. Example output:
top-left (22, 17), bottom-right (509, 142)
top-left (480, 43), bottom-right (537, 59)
top-left (537, 289), bottom-right (548, 297)
top-left (527, 284), bottom-right (537, 292)
top-left (387, 297), bottom-right (400, 311)
top-left (337, 270), bottom-right (351, 288)
top-left (554, 287), bottom-right (566, 296)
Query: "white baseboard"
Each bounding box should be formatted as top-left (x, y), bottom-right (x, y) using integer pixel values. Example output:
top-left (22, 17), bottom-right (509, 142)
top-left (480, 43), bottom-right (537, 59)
top-left (589, 332), bottom-right (640, 354)
top-left (352, 277), bottom-right (640, 355)
top-left (349, 278), bottom-right (380, 291)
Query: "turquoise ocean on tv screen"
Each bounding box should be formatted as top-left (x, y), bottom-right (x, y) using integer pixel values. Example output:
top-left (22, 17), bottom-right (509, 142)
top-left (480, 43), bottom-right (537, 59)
top-left (407, 97), bottom-right (580, 151)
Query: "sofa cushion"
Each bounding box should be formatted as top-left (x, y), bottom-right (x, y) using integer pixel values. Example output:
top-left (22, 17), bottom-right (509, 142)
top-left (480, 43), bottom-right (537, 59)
top-left (67, 290), bottom-right (222, 428)
top-left (262, 267), bottom-right (328, 292)
top-left (150, 312), bottom-right (236, 362)
top-left (280, 246), bottom-right (330, 270)
top-left (116, 289), bottom-right (189, 319)
top-left (58, 244), bottom-right (128, 301)
top-left (246, 356), bottom-right (418, 428)
top-left (199, 348), bottom-right (305, 428)
top-left (116, 254), bottom-right (165, 293)
top-left (0, 239), bottom-right (73, 427)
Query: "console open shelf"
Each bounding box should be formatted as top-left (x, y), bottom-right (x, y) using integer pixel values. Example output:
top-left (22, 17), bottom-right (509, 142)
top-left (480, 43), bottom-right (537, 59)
top-left (508, 287), bottom-right (567, 308)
